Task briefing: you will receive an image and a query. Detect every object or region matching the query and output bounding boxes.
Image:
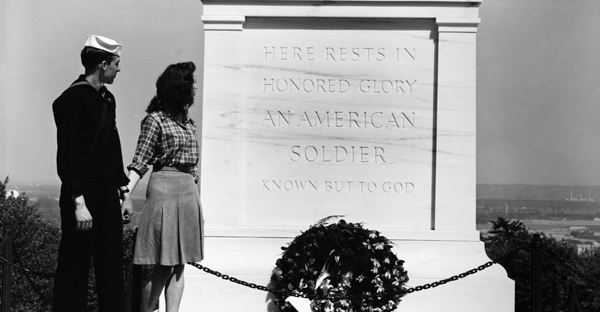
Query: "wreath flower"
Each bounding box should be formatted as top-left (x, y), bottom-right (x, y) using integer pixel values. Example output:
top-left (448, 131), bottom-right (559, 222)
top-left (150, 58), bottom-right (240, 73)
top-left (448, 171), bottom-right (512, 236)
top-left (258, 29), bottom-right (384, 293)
top-left (271, 217), bottom-right (409, 312)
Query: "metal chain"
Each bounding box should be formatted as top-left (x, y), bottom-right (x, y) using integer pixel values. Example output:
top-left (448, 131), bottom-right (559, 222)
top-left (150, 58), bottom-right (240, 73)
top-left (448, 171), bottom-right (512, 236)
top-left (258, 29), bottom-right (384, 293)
top-left (405, 246), bottom-right (522, 293)
top-left (186, 262), bottom-right (308, 297)
top-left (0, 255), bottom-right (55, 279)
top-left (11, 248), bottom-right (54, 302)
top-left (186, 247), bottom-right (522, 300)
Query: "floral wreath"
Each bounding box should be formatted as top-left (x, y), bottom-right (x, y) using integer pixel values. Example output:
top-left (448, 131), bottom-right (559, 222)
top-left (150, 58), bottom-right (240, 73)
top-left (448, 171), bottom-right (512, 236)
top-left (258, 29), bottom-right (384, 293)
top-left (271, 217), bottom-right (409, 312)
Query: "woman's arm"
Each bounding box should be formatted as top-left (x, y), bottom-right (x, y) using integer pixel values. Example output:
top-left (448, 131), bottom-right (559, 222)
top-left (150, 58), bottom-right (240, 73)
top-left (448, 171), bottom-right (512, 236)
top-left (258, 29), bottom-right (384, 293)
top-left (121, 114), bottom-right (160, 220)
top-left (121, 169), bottom-right (142, 220)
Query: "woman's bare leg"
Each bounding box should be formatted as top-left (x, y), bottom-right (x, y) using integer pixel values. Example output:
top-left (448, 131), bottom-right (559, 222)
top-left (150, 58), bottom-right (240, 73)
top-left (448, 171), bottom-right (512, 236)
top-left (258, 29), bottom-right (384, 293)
top-left (141, 265), bottom-right (176, 312)
top-left (164, 264), bottom-right (185, 312)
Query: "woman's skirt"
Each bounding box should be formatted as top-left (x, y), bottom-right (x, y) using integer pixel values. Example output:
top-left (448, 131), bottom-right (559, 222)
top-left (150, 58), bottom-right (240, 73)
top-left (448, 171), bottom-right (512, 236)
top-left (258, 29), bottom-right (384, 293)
top-left (133, 167), bottom-right (204, 265)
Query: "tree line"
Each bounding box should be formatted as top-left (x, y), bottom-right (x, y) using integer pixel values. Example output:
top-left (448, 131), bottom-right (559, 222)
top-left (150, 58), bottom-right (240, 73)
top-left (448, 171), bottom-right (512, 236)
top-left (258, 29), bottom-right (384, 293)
top-left (0, 177), bottom-right (150, 311)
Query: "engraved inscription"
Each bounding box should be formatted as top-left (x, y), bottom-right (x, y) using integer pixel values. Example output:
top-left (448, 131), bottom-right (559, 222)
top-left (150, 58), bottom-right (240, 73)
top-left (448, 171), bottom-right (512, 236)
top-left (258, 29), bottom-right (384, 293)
top-left (252, 43), bottom-right (429, 195)
top-left (262, 78), bottom-right (417, 93)
top-left (263, 78), bottom-right (350, 93)
top-left (263, 47), bottom-right (417, 62)
top-left (261, 180), bottom-right (415, 193)
top-left (261, 111), bottom-right (415, 129)
top-left (290, 145), bottom-right (386, 163)
top-left (359, 80), bottom-right (416, 94)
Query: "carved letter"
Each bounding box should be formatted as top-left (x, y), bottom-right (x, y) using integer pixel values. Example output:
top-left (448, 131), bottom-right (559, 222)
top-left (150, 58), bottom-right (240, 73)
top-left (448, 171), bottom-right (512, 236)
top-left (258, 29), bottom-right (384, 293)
top-left (298, 111), bottom-right (313, 127)
top-left (326, 47), bottom-right (335, 60)
top-left (349, 112), bottom-right (360, 128)
top-left (264, 47), bottom-right (275, 60)
top-left (335, 146), bottom-right (348, 162)
top-left (293, 47), bottom-right (303, 60)
top-left (402, 112), bottom-right (415, 128)
top-left (375, 147), bottom-right (386, 163)
top-left (395, 80), bottom-right (406, 93)
top-left (364, 47), bottom-right (374, 60)
top-left (367, 182), bottom-right (376, 192)
top-left (360, 146), bottom-right (369, 162)
top-left (340, 47), bottom-right (348, 61)
top-left (394, 182), bottom-right (404, 193)
top-left (277, 111), bottom-right (291, 126)
top-left (322, 146), bottom-right (332, 162)
top-left (359, 80), bottom-right (369, 93)
top-left (406, 80), bottom-right (417, 93)
top-left (307, 47), bottom-right (315, 60)
top-left (383, 182), bottom-right (391, 193)
top-left (404, 48), bottom-right (416, 61)
top-left (272, 180), bottom-right (281, 190)
top-left (371, 112), bottom-right (383, 128)
top-left (351, 48), bottom-right (360, 61)
top-left (339, 79), bottom-right (350, 93)
top-left (276, 79), bottom-right (288, 92)
top-left (328, 79), bottom-right (336, 92)
top-left (305, 146), bottom-right (318, 162)
top-left (382, 80), bottom-right (393, 93)
top-left (335, 111), bottom-right (344, 127)
top-left (387, 113), bottom-right (400, 128)
top-left (262, 180), bottom-right (270, 190)
top-left (314, 111), bottom-right (330, 127)
top-left (303, 79), bottom-right (315, 92)
top-left (289, 79), bottom-right (301, 92)
top-left (261, 111), bottom-right (276, 127)
top-left (317, 79), bottom-right (326, 92)
top-left (377, 48), bottom-right (385, 61)
top-left (263, 78), bottom-right (274, 92)
top-left (291, 146), bottom-right (301, 161)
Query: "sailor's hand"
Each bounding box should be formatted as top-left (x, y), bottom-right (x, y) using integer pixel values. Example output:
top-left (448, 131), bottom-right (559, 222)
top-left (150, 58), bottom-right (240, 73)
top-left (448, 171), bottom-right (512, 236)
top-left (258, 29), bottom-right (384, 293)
top-left (121, 194), bottom-right (133, 224)
top-left (73, 194), bottom-right (93, 231)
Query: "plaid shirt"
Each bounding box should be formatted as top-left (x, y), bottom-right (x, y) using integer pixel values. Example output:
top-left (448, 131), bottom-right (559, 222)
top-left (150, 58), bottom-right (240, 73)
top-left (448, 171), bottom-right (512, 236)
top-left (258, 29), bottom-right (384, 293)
top-left (128, 111), bottom-right (199, 182)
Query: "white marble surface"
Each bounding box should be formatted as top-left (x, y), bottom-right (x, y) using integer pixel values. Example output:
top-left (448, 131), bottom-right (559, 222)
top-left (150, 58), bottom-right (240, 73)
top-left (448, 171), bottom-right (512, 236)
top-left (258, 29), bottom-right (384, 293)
top-left (200, 16), bottom-right (480, 238)
top-left (240, 18), bottom-right (436, 231)
top-left (183, 1), bottom-right (515, 311)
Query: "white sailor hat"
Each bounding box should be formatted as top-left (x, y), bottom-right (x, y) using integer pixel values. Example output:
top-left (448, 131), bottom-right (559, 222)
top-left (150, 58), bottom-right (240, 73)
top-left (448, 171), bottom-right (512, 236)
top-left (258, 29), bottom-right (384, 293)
top-left (84, 35), bottom-right (122, 56)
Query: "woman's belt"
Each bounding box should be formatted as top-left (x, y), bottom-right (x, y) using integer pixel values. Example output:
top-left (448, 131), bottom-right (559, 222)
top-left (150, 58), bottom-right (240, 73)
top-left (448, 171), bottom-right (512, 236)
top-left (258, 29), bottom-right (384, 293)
top-left (153, 165), bottom-right (193, 173)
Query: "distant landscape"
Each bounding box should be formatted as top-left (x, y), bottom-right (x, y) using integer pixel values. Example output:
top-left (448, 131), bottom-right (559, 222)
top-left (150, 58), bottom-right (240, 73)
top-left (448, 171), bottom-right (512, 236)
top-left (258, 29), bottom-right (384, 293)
top-left (476, 184), bottom-right (600, 246)
top-left (7, 182), bottom-right (600, 244)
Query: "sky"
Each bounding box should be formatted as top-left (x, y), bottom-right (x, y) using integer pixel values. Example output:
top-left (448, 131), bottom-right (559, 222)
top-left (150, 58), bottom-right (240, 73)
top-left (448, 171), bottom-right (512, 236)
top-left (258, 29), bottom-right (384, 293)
top-left (0, 0), bottom-right (599, 186)
top-left (476, 1), bottom-right (600, 185)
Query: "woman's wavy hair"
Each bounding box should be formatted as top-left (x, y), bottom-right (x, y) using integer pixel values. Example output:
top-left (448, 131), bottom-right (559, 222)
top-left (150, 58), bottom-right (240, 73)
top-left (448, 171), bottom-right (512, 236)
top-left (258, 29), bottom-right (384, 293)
top-left (146, 61), bottom-right (196, 118)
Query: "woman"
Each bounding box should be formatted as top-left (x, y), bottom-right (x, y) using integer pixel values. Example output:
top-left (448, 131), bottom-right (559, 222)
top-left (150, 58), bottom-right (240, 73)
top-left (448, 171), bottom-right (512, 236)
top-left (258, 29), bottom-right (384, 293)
top-left (121, 61), bottom-right (203, 312)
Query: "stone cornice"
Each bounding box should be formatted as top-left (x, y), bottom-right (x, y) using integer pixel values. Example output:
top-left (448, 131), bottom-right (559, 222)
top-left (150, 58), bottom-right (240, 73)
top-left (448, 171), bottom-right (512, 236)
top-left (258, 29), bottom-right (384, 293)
top-left (202, 0), bottom-right (481, 4)
top-left (201, 16), bottom-right (246, 30)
